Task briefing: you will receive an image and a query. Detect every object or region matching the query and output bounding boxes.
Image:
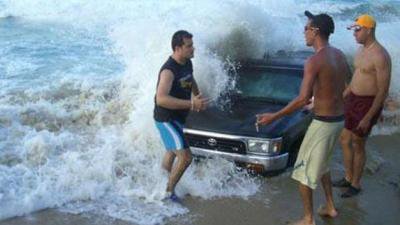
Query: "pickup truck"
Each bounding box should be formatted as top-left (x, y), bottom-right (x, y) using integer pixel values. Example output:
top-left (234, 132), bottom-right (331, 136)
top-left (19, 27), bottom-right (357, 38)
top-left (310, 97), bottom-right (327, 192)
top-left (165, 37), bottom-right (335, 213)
top-left (183, 51), bottom-right (313, 173)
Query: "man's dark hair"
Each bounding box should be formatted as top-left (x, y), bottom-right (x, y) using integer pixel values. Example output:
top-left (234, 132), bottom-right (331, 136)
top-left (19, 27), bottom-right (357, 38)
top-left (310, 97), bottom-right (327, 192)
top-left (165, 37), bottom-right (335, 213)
top-left (305, 11), bottom-right (334, 39)
top-left (171, 30), bottom-right (193, 51)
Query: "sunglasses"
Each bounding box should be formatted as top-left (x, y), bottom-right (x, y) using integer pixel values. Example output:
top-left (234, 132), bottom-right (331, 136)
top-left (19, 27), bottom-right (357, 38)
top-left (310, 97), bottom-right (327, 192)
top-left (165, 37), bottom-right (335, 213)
top-left (353, 25), bottom-right (362, 32)
top-left (347, 25), bottom-right (362, 32)
top-left (304, 26), bottom-right (319, 32)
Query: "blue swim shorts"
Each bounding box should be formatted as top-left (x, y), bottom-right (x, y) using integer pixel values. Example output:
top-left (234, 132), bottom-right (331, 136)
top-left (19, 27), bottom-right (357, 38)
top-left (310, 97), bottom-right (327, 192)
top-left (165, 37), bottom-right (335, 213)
top-left (155, 120), bottom-right (189, 151)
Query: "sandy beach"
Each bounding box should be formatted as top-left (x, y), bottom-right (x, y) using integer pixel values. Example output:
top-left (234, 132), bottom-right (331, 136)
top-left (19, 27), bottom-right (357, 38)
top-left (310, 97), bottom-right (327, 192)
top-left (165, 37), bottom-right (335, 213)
top-left (1, 133), bottom-right (399, 225)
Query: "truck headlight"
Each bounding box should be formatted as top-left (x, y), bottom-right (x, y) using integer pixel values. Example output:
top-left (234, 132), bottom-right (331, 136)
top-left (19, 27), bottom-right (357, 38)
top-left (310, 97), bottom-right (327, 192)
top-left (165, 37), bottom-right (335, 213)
top-left (247, 139), bottom-right (282, 155)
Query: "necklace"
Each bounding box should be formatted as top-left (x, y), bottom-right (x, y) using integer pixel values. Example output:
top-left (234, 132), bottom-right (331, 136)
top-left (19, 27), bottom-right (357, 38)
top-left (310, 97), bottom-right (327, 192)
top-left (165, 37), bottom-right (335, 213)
top-left (365, 41), bottom-right (377, 51)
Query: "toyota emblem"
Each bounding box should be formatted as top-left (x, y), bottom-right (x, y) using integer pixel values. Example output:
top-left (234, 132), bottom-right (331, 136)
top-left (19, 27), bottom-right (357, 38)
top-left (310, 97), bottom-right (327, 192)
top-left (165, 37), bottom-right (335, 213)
top-left (207, 138), bottom-right (217, 147)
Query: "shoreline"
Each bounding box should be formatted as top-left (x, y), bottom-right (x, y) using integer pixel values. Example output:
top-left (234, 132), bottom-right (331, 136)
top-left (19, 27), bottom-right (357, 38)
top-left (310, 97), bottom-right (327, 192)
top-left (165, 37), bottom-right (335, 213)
top-left (1, 133), bottom-right (399, 225)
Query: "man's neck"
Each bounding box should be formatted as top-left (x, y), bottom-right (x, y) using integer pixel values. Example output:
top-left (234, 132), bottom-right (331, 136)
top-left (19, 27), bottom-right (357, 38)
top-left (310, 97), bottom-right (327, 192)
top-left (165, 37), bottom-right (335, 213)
top-left (172, 54), bottom-right (187, 65)
top-left (313, 39), bottom-right (329, 53)
top-left (364, 37), bottom-right (377, 49)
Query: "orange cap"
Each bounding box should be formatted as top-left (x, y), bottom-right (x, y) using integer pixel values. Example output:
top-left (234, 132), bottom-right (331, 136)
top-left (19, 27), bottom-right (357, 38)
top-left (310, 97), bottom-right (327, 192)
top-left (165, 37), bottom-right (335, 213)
top-left (351, 14), bottom-right (376, 29)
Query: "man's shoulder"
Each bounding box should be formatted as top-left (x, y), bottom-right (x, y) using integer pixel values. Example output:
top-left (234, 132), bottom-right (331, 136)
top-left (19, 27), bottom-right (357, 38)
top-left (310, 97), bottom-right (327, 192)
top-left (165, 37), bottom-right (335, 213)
top-left (160, 57), bottom-right (177, 74)
top-left (304, 54), bottom-right (318, 68)
top-left (306, 50), bottom-right (327, 65)
top-left (303, 54), bottom-right (320, 74)
top-left (305, 47), bottom-right (347, 71)
top-left (330, 46), bottom-right (346, 56)
top-left (371, 44), bottom-right (391, 66)
top-left (162, 56), bottom-right (176, 67)
top-left (376, 44), bottom-right (391, 60)
top-left (159, 68), bottom-right (175, 79)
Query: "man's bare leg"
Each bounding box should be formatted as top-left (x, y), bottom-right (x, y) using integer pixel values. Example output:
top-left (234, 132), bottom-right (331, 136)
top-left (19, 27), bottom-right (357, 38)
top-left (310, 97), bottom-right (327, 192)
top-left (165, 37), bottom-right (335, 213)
top-left (162, 151), bottom-right (176, 172)
top-left (339, 129), bottom-right (354, 182)
top-left (351, 134), bottom-right (367, 189)
top-left (318, 172), bottom-right (338, 217)
top-left (166, 149), bottom-right (192, 193)
top-left (290, 183), bottom-right (316, 225)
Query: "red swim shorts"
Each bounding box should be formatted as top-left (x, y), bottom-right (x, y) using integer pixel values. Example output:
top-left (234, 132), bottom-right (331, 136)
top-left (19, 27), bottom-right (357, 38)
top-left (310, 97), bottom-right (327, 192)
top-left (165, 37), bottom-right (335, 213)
top-left (344, 91), bottom-right (382, 137)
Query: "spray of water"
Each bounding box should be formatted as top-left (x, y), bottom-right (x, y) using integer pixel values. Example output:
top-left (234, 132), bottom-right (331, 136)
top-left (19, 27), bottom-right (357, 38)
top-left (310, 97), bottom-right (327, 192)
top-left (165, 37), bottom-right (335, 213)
top-left (0, 0), bottom-right (399, 224)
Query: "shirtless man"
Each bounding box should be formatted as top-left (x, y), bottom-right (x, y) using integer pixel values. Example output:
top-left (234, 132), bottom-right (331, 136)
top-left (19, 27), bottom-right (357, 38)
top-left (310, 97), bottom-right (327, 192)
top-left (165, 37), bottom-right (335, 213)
top-left (256, 11), bottom-right (350, 225)
top-left (333, 14), bottom-right (392, 198)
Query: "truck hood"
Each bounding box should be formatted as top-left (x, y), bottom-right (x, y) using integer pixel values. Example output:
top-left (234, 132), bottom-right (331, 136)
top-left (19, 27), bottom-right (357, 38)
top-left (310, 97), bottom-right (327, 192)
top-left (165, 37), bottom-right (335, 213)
top-left (184, 99), bottom-right (309, 138)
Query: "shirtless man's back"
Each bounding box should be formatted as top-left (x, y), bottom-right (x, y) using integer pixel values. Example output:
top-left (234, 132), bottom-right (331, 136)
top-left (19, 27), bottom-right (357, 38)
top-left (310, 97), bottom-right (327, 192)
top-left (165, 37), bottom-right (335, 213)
top-left (312, 47), bottom-right (349, 117)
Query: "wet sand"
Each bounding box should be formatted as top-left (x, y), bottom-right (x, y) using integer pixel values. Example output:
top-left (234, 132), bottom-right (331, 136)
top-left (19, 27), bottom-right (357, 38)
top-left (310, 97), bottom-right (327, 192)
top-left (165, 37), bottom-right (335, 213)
top-left (1, 133), bottom-right (399, 225)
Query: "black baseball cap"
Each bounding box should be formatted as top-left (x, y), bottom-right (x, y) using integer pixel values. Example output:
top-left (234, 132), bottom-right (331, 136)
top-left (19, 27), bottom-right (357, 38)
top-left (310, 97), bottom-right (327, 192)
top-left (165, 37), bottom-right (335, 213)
top-left (304, 10), bottom-right (335, 37)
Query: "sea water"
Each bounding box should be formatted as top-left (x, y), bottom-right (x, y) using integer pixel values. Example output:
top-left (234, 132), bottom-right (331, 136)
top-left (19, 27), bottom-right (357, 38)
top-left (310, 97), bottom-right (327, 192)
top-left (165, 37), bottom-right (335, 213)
top-left (0, 0), bottom-right (399, 224)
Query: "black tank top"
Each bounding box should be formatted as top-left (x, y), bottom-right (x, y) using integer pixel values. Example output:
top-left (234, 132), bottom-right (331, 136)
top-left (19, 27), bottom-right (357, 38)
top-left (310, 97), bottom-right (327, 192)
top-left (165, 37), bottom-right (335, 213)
top-left (153, 56), bottom-right (193, 123)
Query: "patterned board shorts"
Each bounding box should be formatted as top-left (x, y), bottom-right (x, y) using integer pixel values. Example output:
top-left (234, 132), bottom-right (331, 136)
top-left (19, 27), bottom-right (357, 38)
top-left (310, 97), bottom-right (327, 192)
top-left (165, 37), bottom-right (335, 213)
top-left (292, 119), bottom-right (344, 189)
top-left (155, 120), bottom-right (189, 151)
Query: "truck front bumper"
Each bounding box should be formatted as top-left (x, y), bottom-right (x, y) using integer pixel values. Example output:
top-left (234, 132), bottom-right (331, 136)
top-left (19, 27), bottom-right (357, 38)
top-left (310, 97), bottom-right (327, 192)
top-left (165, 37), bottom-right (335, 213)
top-left (190, 147), bottom-right (289, 172)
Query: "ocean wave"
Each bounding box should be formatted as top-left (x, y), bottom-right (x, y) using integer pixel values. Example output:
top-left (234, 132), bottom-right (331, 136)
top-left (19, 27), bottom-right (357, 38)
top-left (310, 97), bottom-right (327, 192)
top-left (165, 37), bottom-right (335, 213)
top-left (0, 0), bottom-right (399, 224)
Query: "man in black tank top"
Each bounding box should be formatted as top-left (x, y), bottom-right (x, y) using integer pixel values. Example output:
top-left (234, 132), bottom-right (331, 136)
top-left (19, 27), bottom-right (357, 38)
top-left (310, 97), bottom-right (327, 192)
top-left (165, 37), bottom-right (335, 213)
top-left (154, 56), bottom-right (194, 123)
top-left (153, 30), bottom-right (208, 201)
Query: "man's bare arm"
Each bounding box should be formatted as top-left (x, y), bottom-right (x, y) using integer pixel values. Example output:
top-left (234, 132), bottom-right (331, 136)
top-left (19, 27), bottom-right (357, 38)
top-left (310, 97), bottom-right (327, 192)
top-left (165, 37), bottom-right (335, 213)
top-left (156, 69), bottom-right (191, 110)
top-left (363, 52), bottom-right (391, 121)
top-left (343, 54), bottom-right (353, 98)
top-left (191, 79), bottom-right (200, 96)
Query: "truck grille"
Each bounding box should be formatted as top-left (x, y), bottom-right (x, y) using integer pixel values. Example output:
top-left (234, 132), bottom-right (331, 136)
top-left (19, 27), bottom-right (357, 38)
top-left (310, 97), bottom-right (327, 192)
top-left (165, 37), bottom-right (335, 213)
top-left (185, 133), bottom-right (247, 154)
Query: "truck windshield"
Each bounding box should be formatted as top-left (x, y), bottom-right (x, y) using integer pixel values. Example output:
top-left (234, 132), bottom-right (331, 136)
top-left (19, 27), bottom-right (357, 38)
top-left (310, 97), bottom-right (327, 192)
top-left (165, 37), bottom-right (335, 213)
top-left (237, 68), bottom-right (303, 103)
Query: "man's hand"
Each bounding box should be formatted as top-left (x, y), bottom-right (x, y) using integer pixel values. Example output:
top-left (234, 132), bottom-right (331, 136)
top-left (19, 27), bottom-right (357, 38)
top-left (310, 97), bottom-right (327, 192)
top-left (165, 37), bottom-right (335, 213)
top-left (357, 117), bottom-right (371, 134)
top-left (256, 113), bottom-right (276, 126)
top-left (343, 88), bottom-right (351, 99)
top-left (192, 93), bottom-right (209, 112)
top-left (304, 97), bottom-right (314, 110)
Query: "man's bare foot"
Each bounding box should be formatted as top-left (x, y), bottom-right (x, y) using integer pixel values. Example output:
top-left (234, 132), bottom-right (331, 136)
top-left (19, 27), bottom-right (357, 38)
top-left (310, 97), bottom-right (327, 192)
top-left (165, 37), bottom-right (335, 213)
top-left (317, 205), bottom-right (338, 218)
top-left (289, 218), bottom-right (316, 225)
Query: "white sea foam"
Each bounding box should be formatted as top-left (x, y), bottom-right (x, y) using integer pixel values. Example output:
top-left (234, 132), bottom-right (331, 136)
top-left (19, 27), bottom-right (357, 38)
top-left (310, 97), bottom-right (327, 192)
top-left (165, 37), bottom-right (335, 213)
top-left (0, 0), bottom-right (399, 224)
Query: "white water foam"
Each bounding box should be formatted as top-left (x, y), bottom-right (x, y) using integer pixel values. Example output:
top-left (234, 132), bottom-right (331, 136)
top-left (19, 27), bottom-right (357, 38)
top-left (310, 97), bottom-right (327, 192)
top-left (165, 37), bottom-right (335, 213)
top-left (0, 0), bottom-right (399, 224)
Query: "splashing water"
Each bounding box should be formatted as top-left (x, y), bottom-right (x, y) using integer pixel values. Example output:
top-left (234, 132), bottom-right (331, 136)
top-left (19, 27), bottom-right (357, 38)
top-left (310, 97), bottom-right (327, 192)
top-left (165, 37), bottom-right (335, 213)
top-left (0, 0), bottom-right (399, 224)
